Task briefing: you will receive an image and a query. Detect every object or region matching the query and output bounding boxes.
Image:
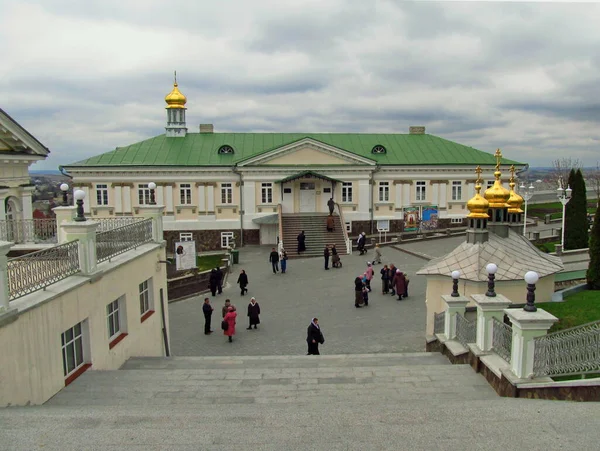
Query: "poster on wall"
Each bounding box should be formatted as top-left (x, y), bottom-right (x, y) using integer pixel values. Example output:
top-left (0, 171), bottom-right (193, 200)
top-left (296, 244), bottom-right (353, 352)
top-left (175, 241), bottom-right (197, 271)
top-left (421, 206), bottom-right (439, 231)
top-left (403, 207), bottom-right (420, 232)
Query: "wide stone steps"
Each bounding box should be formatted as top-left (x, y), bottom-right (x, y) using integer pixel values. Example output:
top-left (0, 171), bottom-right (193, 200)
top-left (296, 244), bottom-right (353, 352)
top-left (282, 214), bottom-right (348, 258)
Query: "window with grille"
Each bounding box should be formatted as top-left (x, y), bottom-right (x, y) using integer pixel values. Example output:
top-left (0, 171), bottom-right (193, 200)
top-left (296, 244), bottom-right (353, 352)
top-left (96, 184), bottom-right (109, 206)
top-left (261, 183), bottom-right (273, 204)
top-left (342, 182), bottom-right (353, 203)
top-left (218, 145), bottom-right (234, 154)
top-left (416, 181), bottom-right (427, 201)
top-left (452, 181), bottom-right (462, 201)
top-left (180, 183), bottom-right (192, 205)
top-left (61, 322), bottom-right (86, 377)
top-left (221, 183), bottom-right (233, 204)
top-left (378, 182), bottom-right (390, 202)
top-left (371, 145), bottom-right (387, 154)
top-left (138, 184), bottom-right (151, 205)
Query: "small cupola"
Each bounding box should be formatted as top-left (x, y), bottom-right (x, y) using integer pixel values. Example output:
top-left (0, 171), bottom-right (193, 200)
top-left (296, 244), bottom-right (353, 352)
top-left (165, 71), bottom-right (188, 138)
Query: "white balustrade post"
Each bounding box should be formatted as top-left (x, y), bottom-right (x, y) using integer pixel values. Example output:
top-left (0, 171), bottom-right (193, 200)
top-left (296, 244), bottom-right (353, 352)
top-left (504, 309), bottom-right (558, 379)
top-left (441, 295), bottom-right (469, 339)
top-left (61, 221), bottom-right (99, 276)
top-left (138, 205), bottom-right (166, 243)
top-left (472, 293), bottom-right (512, 352)
top-left (52, 206), bottom-right (77, 244)
top-left (0, 241), bottom-right (13, 313)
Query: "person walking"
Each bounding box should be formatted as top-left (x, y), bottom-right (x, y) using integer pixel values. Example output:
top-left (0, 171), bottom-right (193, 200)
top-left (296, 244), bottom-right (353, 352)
top-left (392, 269), bottom-right (407, 301)
top-left (362, 285), bottom-right (369, 307)
top-left (215, 267), bottom-right (224, 294)
top-left (326, 214), bottom-right (335, 232)
top-left (306, 318), bottom-right (324, 355)
top-left (222, 298), bottom-right (232, 318)
top-left (331, 244), bottom-right (340, 268)
top-left (297, 231), bottom-right (306, 254)
top-left (372, 244), bottom-right (382, 265)
top-left (388, 264), bottom-right (397, 296)
top-left (280, 248), bottom-right (288, 273)
top-left (380, 264), bottom-right (390, 294)
top-left (246, 297), bottom-right (261, 330)
top-left (223, 306), bottom-right (237, 342)
top-left (208, 268), bottom-right (219, 296)
top-left (365, 262), bottom-right (374, 292)
top-left (323, 245), bottom-right (330, 270)
top-left (237, 269), bottom-right (249, 295)
top-left (202, 297), bottom-right (214, 335)
top-left (354, 275), bottom-right (364, 308)
top-left (269, 247), bottom-right (280, 274)
top-left (327, 197), bottom-right (335, 215)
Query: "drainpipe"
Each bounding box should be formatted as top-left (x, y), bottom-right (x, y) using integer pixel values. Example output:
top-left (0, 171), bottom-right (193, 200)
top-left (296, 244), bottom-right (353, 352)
top-left (370, 165), bottom-right (381, 234)
top-left (232, 165), bottom-right (244, 247)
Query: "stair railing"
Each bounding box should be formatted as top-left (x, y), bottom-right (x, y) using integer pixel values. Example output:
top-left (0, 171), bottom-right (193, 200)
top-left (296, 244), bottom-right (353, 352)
top-left (277, 203), bottom-right (284, 255)
top-left (335, 202), bottom-right (351, 254)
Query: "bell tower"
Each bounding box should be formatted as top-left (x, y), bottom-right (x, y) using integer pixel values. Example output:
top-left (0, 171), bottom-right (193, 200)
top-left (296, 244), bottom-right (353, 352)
top-left (164, 71), bottom-right (187, 137)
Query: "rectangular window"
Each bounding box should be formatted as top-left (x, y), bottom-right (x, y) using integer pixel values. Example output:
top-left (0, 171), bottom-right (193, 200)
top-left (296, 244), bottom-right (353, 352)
top-left (416, 181), bottom-right (427, 201)
top-left (261, 183), bottom-right (273, 204)
top-left (451, 218), bottom-right (464, 224)
top-left (221, 231), bottom-right (234, 248)
top-left (342, 182), bottom-right (353, 203)
top-left (221, 183), bottom-right (233, 204)
top-left (179, 183), bottom-right (192, 205)
top-left (138, 184), bottom-right (151, 205)
top-left (345, 221), bottom-right (352, 233)
top-left (452, 181), bottom-right (462, 201)
top-left (179, 232), bottom-right (193, 242)
top-left (61, 322), bottom-right (85, 377)
top-left (96, 184), bottom-right (108, 206)
top-left (107, 299), bottom-right (122, 340)
top-left (139, 279), bottom-right (153, 316)
top-left (378, 182), bottom-right (390, 202)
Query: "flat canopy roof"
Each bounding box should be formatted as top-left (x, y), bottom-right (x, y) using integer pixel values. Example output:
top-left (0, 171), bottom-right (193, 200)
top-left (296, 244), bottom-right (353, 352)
top-left (275, 170), bottom-right (342, 184)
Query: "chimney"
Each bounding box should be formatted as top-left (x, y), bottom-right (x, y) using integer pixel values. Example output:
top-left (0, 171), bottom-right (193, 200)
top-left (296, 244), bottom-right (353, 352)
top-left (409, 126), bottom-right (425, 135)
top-left (199, 124), bottom-right (214, 134)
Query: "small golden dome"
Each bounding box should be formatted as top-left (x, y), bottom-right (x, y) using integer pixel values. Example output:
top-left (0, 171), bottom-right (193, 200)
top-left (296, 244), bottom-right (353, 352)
top-left (507, 165), bottom-right (524, 213)
top-left (483, 149), bottom-right (510, 208)
top-left (165, 72), bottom-right (187, 109)
top-left (467, 166), bottom-right (490, 219)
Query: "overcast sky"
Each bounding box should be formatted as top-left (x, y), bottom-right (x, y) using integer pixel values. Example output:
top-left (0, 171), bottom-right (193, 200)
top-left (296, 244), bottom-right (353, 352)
top-left (1, 0), bottom-right (599, 171)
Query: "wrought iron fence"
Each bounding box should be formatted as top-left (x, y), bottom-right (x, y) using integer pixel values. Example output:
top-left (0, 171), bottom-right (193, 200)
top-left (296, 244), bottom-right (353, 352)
top-left (434, 311), bottom-right (445, 334)
top-left (0, 219), bottom-right (57, 244)
top-left (7, 240), bottom-right (80, 301)
top-left (492, 317), bottom-right (513, 363)
top-left (96, 218), bottom-right (153, 263)
top-left (533, 320), bottom-right (600, 378)
top-left (455, 314), bottom-right (476, 347)
top-left (95, 217), bottom-right (144, 232)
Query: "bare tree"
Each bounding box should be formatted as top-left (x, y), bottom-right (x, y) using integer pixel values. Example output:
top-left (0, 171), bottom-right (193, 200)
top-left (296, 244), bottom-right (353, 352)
top-left (552, 157), bottom-right (582, 188)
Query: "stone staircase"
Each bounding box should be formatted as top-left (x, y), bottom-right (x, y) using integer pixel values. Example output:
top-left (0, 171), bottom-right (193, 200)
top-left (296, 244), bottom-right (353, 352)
top-left (282, 213), bottom-right (348, 258)
top-left (3, 353), bottom-right (600, 449)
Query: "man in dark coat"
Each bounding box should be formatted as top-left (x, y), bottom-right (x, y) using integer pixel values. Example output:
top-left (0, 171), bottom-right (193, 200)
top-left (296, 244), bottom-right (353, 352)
top-left (208, 269), bottom-right (219, 296)
top-left (306, 318), bottom-right (324, 355)
top-left (327, 197), bottom-right (335, 215)
top-left (202, 297), bottom-right (213, 335)
top-left (297, 231), bottom-right (306, 253)
top-left (323, 245), bottom-right (330, 270)
top-left (246, 297), bottom-right (261, 330)
top-left (215, 267), bottom-right (223, 294)
top-left (222, 299), bottom-right (232, 318)
top-left (237, 270), bottom-right (249, 295)
top-left (269, 247), bottom-right (279, 274)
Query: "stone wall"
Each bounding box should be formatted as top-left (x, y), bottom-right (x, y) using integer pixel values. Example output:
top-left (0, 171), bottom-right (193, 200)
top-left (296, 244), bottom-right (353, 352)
top-left (163, 229), bottom-right (260, 253)
top-left (167, 265), bottom-right (228, 302)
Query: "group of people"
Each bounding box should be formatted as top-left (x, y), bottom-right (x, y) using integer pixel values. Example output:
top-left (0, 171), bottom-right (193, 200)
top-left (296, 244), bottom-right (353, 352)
top-left (323, 243), bottom-right (341, 270)
top-left (208, 267), bottom-right (224, 296)
top-left (354, 261), bottom-right (409, 307)
top-left (268, 247), bottom-right (288, 274)
top-left (202, 297), bottom-right (261, 342)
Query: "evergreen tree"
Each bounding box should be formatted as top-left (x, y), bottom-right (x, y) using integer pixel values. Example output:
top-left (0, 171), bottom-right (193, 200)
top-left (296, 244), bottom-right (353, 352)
top-left (564, 169), bottom-right (589, 250)
top-left (587, 203), bottom-right (600, 289)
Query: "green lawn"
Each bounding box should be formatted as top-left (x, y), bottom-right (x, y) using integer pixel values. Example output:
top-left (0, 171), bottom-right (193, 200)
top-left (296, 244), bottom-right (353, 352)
top-left (528, 201), bottom-right (597, 219)
top-left (535, 241), bottom-right (558, 253)
top-left (536, 290), bottom-right (600, 333)
top-left (196, 254), bottom-right (227, 272)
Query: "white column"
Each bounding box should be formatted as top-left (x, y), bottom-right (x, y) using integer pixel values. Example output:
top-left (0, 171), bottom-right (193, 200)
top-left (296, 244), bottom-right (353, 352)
top-left (165, 185), bottom-right (174, 212)
top-left (114, 185), bottom-right (123, 214)
top-left (197, 185), bottom-right (206, 212)
top-left (441, 295), bottom-right (469, 339)
top-left (505, 308), bottom-right (558, 379)
top-left (123, 186), bottom-right (132, 214)
top-left (52, 206), bottom-right (77, 244)
top-left (402, 183), bottom-right (410, 206)
top-left (21, 188), bottom-right (34, 221)
top-left (0, 194), bottom-right (6, 219)
top-left (0, 241), bottom-right (13, 312)
top-left (357, 180), bottom-right (370, 214)
top-left (244, 181), bottom-right (256, 215)
top-left (395, 183), bottom-right (402, 209)
top-left (157, 186), bottom-right (165, 206)
top-left (61, 221), bottom-right (99, 275)
top-left (138, 205), bottom-right (166, 242)
top-left (207, 185), bottom-right (215, 212)
top-left (439, 183), bottom-right (447, 208)
top-left (472, 294), bottom-right (512, 352)
top-left (82, 187), bottom-right (91, 213)
top-left (431, 183), bottom-right (439, 205)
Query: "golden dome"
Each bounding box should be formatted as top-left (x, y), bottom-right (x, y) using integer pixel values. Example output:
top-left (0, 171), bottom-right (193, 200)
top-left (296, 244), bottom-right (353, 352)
top-left (467, 166), bottom-right (490, 219)
top-left (165, 72), bottom-right (187, 109)
top-left (483, 149), bottom-right (510, 208)
top-left (507, 165), bottom-right (524, 213)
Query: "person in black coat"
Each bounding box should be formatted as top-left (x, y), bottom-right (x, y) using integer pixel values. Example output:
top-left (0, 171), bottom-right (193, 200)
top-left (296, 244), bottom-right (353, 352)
top-left (209, 269), bottom-right (219, 296)
top-left (380, 264), bottom-right (390, 294)
top-left (215, 267), bottom-right (223, 294)
top-left (202, 297), bottom-right (214, 335)
top-left (269, 247), bottom-right (280, 274)
top-left (323, 245), bottom-right (330, 270)
top-left (297, 231), bottom-right (306, 253)
top-left (354, 276), bottom-right (364, 308)
top-left (237, 269), bottom-right (249, 295)
top-left (246, 297), bottom-right (261, 330)
top-left (306, 318), bottom-right (324, 355)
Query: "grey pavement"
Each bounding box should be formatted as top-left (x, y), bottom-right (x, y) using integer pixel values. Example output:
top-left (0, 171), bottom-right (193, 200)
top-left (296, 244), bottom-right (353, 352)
top-left (169, 245), bottom-right (429, 356)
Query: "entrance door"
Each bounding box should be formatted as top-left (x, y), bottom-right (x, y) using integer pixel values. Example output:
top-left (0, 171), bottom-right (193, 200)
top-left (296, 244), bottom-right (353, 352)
top-left (260, 224), bottom-right (278, 245)
top-left (299, 183), bottom-right (315, 212)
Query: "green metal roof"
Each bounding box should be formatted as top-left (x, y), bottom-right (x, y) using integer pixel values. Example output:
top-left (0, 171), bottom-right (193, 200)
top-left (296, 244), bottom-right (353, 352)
top-left (63, 132), bottom-right (523, 168)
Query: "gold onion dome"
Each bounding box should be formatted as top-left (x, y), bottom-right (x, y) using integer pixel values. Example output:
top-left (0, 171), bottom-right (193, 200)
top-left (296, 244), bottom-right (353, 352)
top-left (483, 149), bottom-right (511, 208)
top-left (467, 166), bottom-right (490, 219)
top-left (507, 165), bottom-right (524, 213)
top-left (165, 72), bottom-right (187, 109)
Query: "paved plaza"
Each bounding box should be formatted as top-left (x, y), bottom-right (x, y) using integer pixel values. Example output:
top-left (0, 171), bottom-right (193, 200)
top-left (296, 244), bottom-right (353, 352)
top-left (169, 242), bottom-right (441, 356)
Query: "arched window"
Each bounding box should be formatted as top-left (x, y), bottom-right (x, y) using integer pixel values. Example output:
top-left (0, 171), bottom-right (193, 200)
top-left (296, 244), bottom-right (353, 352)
top-left (371, 145), bottom-right (386, 154)
top-left (218, 145), bottom-right (234, 154)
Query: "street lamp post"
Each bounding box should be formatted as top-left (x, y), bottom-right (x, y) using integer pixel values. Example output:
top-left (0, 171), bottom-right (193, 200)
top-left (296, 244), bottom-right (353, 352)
top-left (485, 263), bottom-right (498, 297)
top-left (148, 182), bottom-right (157, 205)
top-left (451, 270), bottom-right (460, 297)
top-left (523, 271), bottom-right (540, 312)
top-left (520, 182), bottom-right (535, 237)
top-left (60, 183), bottom-right (69, 206)
top-left (557, 177), bottom-right (572, 250)
top-left (73, 189), bottom-right (87, 222)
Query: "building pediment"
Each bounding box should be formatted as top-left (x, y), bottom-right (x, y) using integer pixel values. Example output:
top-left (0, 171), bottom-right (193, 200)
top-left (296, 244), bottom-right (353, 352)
top-left (237, 138), bottom-right (376, 167)
top-left (0, 108), bottom-right (50, 157)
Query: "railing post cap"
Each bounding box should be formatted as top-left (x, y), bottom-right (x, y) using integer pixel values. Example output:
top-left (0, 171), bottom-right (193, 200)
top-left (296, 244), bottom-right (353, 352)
top-left (0, 241), bottom-right (13, 253)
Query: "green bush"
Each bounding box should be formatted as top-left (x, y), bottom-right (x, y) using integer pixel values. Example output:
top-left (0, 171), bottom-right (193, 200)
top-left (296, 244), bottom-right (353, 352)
top-left (564, 169), bottom-right (589, 250)
top-left (586, 203), bottom-right (600, 289)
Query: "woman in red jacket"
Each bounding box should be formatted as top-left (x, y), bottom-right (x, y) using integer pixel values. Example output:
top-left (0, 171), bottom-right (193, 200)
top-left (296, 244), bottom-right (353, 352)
top-left (223, 306), bottom-right (237, 342)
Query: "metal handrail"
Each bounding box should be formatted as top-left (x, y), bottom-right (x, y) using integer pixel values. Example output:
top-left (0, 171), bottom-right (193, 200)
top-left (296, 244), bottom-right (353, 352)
top-left (96, 219), bottom-right (153, 263)
top-left (277, 203), bottom-right (284, 254)
top-left (335, 202), bottom-right (351, 254)
top-left (455, 314), bottom-right (476, 347)
top-left (491, 317), bottom-right (512, 363)
top-left (0, 218), bottom-right (57, 244)
top-left (434, 311), bottom-right (445, 334)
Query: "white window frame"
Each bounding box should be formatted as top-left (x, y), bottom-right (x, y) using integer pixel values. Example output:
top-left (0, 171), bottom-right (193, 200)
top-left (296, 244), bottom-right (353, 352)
top-left (220, 183), bottom-right (233, 204)
top-left (179, 232), bottom-right (193, 242)
top-left (139, 278), bottom-right (154, 316)
top-left (261, 183), bottom-right (273, 204)
top-left (345, 221), bottom-right (352, 233)
top-left (378, 182), bottom-right (390, 202)
top-left (416, 181), bottom-right (427, 201)
top-left (221, 231), bottom-right (234, 248)
top-left (138, 184), bottom-right (151, 205)
top-left (61, 321), bottom-right (87, 378)
top-left (342, 182), bottom-right (353, 203)
top-left (451, 218), bottom-right (464, 224)
top-left (451, 181), bottom-right (462, 201)
top-left (179, 183), bottom-right (192, 205)
top-left (96, 184), bottom-right (109, 206)
top-left (107, 296), bottom-right (126, 341)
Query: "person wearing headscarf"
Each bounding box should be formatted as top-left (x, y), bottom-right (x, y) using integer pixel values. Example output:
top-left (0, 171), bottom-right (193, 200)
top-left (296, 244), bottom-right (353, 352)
top-left (380, 264), bottom-right (390, 294)
top-left (247, 297), bottom-right (261, 330)
top-left (297, 231), bottom-right (306, 253)
top-left (306, 318), bottom-right (324, 355)
top-left (392, 269), bottom-right (407, 301)
top-left (372, 244), bottom-right (382, 265)
top-left (354, 276), bottom-right (364, 308)
top-left (365, 262), bottom-right (374, 292)
top-left (223, 306), bottom-right (237, 342)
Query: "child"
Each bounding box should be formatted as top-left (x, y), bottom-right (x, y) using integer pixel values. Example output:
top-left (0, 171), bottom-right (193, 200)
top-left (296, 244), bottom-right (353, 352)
top-left (362, 286), bottom-right (369, 307)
